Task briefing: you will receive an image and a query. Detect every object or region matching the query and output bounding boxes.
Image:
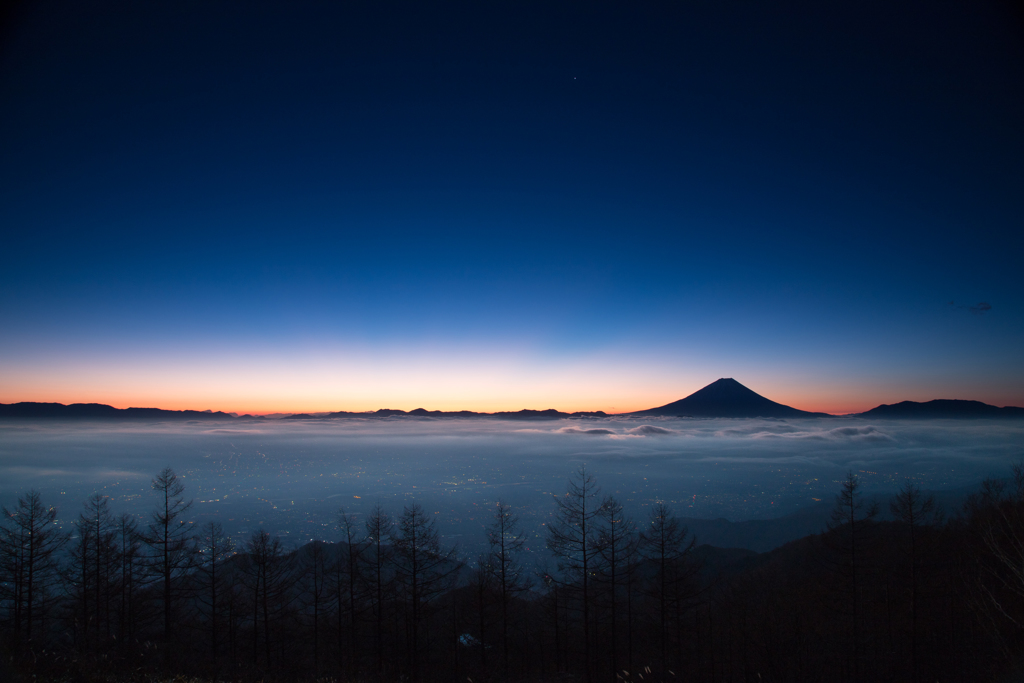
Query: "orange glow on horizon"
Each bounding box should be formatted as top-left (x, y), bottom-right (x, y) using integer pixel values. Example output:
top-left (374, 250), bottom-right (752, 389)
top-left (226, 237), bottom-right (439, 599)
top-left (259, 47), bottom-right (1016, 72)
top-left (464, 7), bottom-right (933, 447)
top-left (0, 389), bottom-right (991, 418)
top-left (3, 346), bottom-right (1021, 418)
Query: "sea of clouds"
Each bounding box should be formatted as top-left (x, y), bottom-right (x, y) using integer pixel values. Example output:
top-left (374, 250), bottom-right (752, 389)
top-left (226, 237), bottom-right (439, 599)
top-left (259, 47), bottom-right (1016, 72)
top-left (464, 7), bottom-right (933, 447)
top-left (0, 416), bottom-right (1020, 556)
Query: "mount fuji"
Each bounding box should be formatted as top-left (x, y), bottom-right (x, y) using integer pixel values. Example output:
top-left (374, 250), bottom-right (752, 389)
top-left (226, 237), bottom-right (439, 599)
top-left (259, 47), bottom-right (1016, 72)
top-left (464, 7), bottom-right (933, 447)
top-left (630, 378), bottom-right (828, 418)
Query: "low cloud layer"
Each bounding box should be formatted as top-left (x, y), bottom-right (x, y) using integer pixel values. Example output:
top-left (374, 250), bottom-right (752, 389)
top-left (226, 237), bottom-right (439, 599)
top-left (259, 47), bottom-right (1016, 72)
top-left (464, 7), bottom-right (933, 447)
top-left (627, 425), bottom-right (677, 436)
top-left (557, 424), bottom-right (676, 437)
top-left (738, 425), bottom-right (894, 443)
top-left (0, 416), bottom-right (1019, 552)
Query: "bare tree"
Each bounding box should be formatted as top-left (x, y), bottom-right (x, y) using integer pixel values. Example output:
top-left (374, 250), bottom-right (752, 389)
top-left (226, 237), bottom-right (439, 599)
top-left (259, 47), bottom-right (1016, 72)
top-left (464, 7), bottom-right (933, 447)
top-left (960, 461), bottom-right (1024, 664)
top-left (76, 494), bottom-right (118, 647)
top-left (144, 467), bottom-right (195, 648)
top-left (0, 490), bottom-right (67, 645)
top-left (546, 465), bottom-right (602, 683)
top-left (473, 553), bottom-right (493, 672)
top-left (639, 502), bottom-right (698, 674)
top-left (335, 507), bottom-right (367, 677)
top-left (243, 528), bottom-right (292, 671)
top-left (113, 513), bottom-right (143, 645)
top-left (392, 503), bottom-right (458, 682)
top-left (365, 502), bottom-right (394, 680)
top-left (890, 479), bottom-right (941, 683)
top-left (485, 499), bottom-right (530, 676)
top-left (296, 540), bottom-right (327, 674)
top-left (824, 470), bottom-right (878, 682)
top-left (195, 521), bottom-right (234, 665)
top-left (596, 495), bottom-right (638, 681)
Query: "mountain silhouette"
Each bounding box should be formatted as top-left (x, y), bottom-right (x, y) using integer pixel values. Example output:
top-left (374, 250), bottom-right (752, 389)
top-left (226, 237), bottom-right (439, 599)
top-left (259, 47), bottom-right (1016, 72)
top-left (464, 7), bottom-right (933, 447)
top-left (10, 391), bottom-right (1021, 422)
top-left (311, 408), bottom-right (608, 420)
top-left (857, 399), bottom-right (1024, 419)
top-left (630, 378), bottom-right (827, 418)
top-left (0, 402), bottom-right (239, 420)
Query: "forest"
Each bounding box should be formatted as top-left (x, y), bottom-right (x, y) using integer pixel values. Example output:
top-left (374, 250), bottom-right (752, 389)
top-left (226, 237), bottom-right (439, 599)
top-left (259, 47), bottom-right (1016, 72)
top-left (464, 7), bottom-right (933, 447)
top-left (2, 463), bottom-right (1023, 683)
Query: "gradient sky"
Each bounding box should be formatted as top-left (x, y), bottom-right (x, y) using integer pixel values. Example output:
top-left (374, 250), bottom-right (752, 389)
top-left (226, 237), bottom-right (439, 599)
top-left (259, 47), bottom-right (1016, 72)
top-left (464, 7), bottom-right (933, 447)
top-left (1, 1), bottom-right (1022, 415)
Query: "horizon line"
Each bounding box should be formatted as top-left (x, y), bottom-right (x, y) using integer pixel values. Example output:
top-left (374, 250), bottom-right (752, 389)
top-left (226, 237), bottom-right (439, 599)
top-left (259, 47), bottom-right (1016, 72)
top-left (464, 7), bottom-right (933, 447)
top-left (5, 397), bottom-right (1021, 419)
top-left (0, 400), bottom-right (854, 418)
top-left (4, 379), bottom-right (1021, 418)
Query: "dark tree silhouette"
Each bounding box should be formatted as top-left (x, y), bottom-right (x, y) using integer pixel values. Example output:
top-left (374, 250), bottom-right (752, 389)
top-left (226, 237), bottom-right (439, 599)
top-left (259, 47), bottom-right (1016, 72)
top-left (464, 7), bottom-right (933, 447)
top-left (485, 499), bottom-right (529, 676)
top-left (639, 502), bottom-right (698, 674)
top-left (195, 520), bottom-right (234, 666)
top-left (472, 553), bottom-right (492, 672)
top-left (299, 539), bottom-right (329, 674)
top-left (890, 479), bottom-right (941, 683)
top-left (0, 490), bottom-right (66, 645)
top-left (392, 503), bottom-right (458, 682)
top-left (243, 529), bottom-right (292, 671)
top-left (960, 461), bottom-right (1024, 666)
top-left (595, 495), bottom-right (638, 682)
top-left (144, 467), bottom-right (195, 650)
top-left (364, 501), bottom-right (394, 680)
top-left (75, 494), bottom-right (118, 647)
top-left (824, 470), bottom-right (878, 682)
top-left (546, 465), bottom-right (602, 683)
top-left (335, 507), bottom-right (367, 677)
top-left (65, 516), bottom-right (93, 652)
top-left (113, 512), bottom-right (143, 644)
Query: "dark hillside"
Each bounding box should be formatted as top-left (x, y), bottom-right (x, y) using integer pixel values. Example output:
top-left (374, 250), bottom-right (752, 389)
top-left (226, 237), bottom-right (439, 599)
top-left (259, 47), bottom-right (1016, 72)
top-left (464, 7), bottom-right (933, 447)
top-left (3, 467), bottom-right (1023, 683)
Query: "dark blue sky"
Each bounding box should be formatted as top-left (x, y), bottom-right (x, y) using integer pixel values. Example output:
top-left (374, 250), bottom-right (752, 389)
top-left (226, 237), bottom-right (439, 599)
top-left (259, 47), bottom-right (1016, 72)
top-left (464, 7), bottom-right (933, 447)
top-left (2, 0), bottom-right (1022, 413)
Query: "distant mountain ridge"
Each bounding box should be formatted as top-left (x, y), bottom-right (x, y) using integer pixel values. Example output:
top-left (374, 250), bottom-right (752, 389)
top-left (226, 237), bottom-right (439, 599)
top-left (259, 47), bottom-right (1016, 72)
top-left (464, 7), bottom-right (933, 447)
top-left (0, 402), bottom-right (241, 420)
top-left (0, 402), bottom-right (605, 421)
top-left (287, 408), bottom-right (608, 420)
top-left (630, 378), bottom-right (829, 418)
top-left (3, 381), bottom-right (1022, 420)
top-left (856, 399), bottom-right (1024, 419)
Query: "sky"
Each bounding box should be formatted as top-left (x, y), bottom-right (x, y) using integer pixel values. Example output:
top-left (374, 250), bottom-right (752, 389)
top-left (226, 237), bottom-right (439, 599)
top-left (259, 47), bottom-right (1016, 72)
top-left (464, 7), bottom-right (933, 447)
top-left (1, 0), bottom-right (1022, 415)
